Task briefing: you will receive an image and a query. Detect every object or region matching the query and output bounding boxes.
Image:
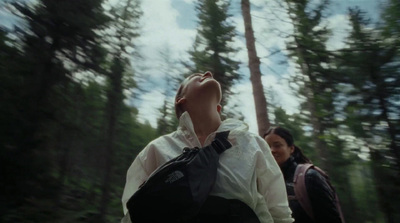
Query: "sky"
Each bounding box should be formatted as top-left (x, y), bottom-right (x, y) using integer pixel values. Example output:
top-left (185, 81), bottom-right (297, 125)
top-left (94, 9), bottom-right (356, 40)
top-left (132, 0), bottom-right (386, 134)
top-left (0, 0), bottom-right (387, 134)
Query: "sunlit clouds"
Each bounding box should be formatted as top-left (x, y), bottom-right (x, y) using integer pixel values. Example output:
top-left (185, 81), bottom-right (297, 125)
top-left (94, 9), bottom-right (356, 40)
top-left (132, 0), bottom-right (382, 134)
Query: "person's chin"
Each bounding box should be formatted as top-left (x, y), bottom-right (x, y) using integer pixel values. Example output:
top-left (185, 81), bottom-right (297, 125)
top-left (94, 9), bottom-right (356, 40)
top-left (201, 78), bottom-right (216, 83)
top-left (202, 79), bottom-right (220, 90)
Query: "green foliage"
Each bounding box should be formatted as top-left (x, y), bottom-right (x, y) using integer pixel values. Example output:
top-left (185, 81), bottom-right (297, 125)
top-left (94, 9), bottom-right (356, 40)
top-left (381, 0), bottom-right (400, 45)
top-left (285, 0), bottom-right (336, 129)
top-left (1, 0), bottom-right (399, 222)
top-left (282, 1), bottom-right (390, 222)
top-left (188, 0), bottom-right (241, 108)
top-left (347, 159), bottom-right (385, 223)
top-left (157, 99), bottom-right (178, 135)
top-left (0, 0), bottom-right (151, 222)
top-left (284, 0), bottom-right (344, 175)
top-left (334, 6), bottom-right (400, 222)
top-left (277, 2), bottom-right (400, 222)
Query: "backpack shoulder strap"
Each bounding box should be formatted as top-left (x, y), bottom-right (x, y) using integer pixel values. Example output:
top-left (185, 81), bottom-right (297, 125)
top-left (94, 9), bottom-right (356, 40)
top-left (313, 167), bottom-right (346, 223)
top-left (213, 131), bottom-right (231, 154)
top-left (294, 164), bottom-right (346, 223)
top-left (293, 163), bottom-right (314, 220)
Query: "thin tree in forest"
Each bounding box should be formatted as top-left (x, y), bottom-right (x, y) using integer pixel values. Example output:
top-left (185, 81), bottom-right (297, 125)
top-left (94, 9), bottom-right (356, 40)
top-left (241, 0), bottom-right (270, 136)
top-left (343, 8), bottom-right (400, 172)
top-left (1, 1), bottom-right (110, 221)
top-left (380, 0), bottom-right (400, 172)
top-left (98, 0), bottom-right (141, 221)
top-left (282, 1), bottom-right (358, 221)
top-left (284, 0), bottom-right (334, 170)
top-left (336, 7), bottom-right (400, 223)
top-left (187, 0), bottom-right (241, 110)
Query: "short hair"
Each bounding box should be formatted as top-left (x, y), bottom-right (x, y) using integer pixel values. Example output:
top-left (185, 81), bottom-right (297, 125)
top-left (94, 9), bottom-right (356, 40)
top-left (174, 83), bottom-right (185, 119)
top-left (174, 74), bottom-right (198, 119)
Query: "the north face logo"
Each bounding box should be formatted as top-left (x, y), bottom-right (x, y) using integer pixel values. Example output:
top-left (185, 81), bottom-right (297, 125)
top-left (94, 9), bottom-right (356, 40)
top-left (165, 171), bottom-right (184, 184)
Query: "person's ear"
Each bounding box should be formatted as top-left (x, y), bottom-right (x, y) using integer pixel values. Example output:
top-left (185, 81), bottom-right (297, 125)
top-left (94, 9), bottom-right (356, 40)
top-left (176, 97), bottom-right (186, 106)
top-left (217, 104), bottom-right (222, 113)
top-left (290, 145), bottom-right (295, 154)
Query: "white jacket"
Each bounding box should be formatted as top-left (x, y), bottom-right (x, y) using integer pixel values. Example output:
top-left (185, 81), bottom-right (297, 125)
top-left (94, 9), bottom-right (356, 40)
top-left (121, 112), bottom-right (293, 223)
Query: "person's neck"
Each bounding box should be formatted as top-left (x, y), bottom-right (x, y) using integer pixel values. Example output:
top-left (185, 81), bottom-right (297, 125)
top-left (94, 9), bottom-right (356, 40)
top-left (187, 108), bottom-right (221, 146)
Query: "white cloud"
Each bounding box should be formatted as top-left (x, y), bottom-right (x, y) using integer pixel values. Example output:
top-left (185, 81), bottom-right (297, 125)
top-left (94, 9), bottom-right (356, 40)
top-left (182, 0), bottom-right (195, 4)
top-left (136, 0), bottom-right (197, 78)
top-left (132, 0), bottom-right (197, 128)
top-left (324, 14), bottom-right (351, 51)
top-left (224, 0), bottom-right (299, 133)
top-left (232, 0), bottom-right (293, 58)
top-left (136, 90), bottom-right (166, 127)
top-left (134, 0), bottom-right (297, 132)
top-left (140, 0), bottom-right (196, 54)
top-left (230, 81), bottom-right (258, 134)
top-left (132, 0), bottom-right (381, 137)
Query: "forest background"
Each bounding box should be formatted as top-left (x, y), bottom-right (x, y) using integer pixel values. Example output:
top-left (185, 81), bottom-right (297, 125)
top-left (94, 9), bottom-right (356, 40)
top-left (0, 0), bottom-right (399, 222)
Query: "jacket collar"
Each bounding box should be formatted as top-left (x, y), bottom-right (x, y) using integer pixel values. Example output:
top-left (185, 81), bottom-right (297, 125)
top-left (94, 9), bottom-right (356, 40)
top-left (177, 111), bottom-right (249, 137)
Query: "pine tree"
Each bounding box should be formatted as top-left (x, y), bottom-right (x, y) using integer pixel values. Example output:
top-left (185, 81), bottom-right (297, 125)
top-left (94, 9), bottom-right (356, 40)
top-left (98, 0), bottom-right (142, 221)
top-left (283, 1), bottom-right (357, 221)
top-left (344, 8), bottom-right (399, 170)
top-left (1, 1), bottom-right (110, 221)
top-left (381, 0), bottom-right (400, 47)
top-left (381, 0), bottom-right (400, 170)
top-left (336, 7), bottom-right (400, 223)
top-left (188, 0), bottom-right (241, 109)
top-left (284, 0), bottom-right (334, 170)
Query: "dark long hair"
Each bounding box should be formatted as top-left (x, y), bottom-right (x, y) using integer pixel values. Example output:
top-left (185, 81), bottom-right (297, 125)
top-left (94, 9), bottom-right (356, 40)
top-left (264, 126), bottom-right (312, 164)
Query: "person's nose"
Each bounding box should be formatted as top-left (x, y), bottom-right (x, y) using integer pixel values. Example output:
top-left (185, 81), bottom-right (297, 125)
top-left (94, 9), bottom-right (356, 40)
top-left (203, 71), bottom-right (213, 78)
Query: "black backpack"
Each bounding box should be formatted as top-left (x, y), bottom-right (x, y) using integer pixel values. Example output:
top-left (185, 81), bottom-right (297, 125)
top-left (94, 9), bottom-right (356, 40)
top-left (127, 131), bottom-right (233, 223)
top-left (291, 164), bottom-right (345, 223)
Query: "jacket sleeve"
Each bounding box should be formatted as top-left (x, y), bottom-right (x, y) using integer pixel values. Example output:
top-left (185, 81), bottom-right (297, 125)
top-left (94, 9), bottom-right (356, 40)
top-left (306, 169), bottom-right (342, 223)
top-left (120, 155), bottom-right (148, 223)
top-left (121, 142), bottom-right (161, 216)
top-left (121, 154), bottom-right (149, 215)
top-left (254, 137), bottom-right (294, 223)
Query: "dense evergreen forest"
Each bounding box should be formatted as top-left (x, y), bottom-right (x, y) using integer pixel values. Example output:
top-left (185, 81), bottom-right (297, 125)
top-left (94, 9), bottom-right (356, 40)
top-left (0, 0), bottom-right (399, 222)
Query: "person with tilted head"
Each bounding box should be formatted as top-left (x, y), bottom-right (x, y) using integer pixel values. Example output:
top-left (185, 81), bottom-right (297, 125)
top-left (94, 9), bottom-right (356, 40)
top-left (121, 71), bottom-right (293, 223)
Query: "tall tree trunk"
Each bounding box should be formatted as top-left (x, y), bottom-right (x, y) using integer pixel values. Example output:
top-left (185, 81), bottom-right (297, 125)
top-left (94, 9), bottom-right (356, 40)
top-left (304, 84), bottom-right (329, 170)
top-left (98, 0), bottom-right (141, 220)
top-left (241, 0), bottom-right (270, 136)
top-left (294, 41), bottom-right (330, 170)
top-left (99, 59), bottom-right (123, 223)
